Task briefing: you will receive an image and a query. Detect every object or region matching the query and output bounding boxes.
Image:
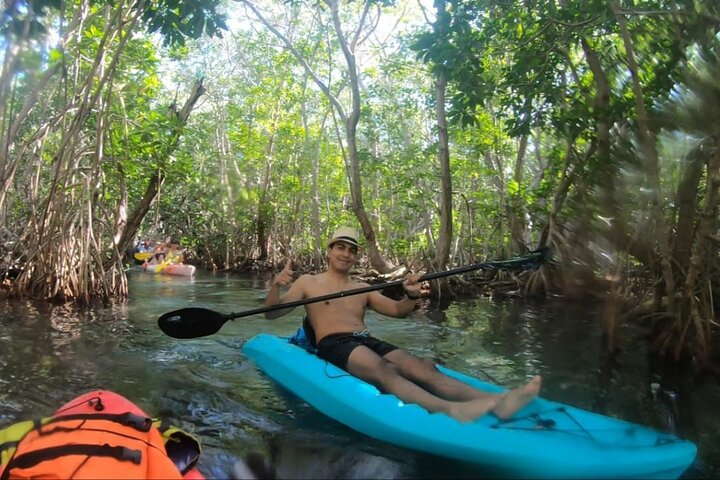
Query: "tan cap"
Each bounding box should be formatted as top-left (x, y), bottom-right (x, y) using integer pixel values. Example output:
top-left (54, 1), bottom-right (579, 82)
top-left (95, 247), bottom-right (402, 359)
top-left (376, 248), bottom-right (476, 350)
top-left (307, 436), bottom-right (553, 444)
top-left (327, 226), bottom-right (360, 248)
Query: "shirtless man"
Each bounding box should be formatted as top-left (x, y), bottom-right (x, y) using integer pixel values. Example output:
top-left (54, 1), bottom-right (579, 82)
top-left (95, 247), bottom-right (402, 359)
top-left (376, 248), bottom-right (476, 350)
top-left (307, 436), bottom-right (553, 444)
top-left (264, 227), bottom-right (542, 423)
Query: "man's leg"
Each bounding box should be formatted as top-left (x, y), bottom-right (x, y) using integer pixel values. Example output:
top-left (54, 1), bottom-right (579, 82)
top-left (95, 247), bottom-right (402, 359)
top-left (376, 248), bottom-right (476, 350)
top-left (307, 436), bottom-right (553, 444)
top-left (346, 345), bottom-right (499, 423)
top-left (384, 349), bottom-right (541, 420)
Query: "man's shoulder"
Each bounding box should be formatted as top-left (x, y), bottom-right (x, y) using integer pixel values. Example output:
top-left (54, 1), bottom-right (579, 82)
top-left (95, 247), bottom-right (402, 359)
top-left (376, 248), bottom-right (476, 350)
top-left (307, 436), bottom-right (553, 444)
top-left (297, 272), bottom-right (318, 281)
top-left (350, 279), bottom-right (370, 289)
top-left (300, 273), bottom-right (368, 290)
top-left (294, 273), bottom-right (319, 287)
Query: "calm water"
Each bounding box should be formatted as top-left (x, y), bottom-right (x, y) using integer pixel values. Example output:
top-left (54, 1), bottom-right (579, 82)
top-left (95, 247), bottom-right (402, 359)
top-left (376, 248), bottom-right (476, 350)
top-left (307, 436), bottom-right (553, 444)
top-left (0, 269), bottom-right (717, 478)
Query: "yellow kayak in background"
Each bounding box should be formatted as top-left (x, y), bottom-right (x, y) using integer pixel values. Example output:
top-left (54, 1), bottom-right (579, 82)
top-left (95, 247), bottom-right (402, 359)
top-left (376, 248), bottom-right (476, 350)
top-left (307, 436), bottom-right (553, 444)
top-left (134, 252), bottom-right (154, 264)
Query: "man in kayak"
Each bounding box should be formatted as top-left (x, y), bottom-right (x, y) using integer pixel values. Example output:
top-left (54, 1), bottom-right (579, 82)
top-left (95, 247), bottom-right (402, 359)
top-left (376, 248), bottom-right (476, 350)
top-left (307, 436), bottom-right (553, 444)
top-left (264, 226), bottom-right (542, 423)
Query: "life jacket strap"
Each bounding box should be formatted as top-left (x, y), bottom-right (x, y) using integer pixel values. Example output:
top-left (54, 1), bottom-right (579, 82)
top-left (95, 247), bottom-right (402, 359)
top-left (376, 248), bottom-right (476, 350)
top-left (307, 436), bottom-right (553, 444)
top-left (1, 444), bottom-right (141, 479)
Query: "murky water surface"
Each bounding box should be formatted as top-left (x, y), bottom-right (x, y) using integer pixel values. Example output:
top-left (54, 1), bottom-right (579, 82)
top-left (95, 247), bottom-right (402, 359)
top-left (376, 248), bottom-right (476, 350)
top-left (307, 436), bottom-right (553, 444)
top-left (0, 270), bottom-right (717, 478)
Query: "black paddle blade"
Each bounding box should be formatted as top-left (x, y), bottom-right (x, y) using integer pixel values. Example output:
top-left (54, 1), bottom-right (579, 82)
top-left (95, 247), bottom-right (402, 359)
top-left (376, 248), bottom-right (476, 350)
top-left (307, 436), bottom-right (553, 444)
top-left (158, 307), bottom-right (228, 339)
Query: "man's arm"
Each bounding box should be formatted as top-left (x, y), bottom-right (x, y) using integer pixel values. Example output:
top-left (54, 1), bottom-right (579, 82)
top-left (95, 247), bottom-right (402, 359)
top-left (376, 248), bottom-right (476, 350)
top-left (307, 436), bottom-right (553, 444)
top-left (264, 258), bottom-right (305, 319)
top-left (367, 273), bottom-right (422, 318)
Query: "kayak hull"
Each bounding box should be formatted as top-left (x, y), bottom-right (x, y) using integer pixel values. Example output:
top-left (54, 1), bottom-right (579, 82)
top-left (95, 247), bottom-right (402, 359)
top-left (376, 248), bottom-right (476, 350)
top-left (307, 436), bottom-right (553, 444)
top-left (143, 263), bottom-right (196, 276)
top-left (56, 390), bottom-right (152, 417)
top-left (243, 334), bottom-right (697, 479)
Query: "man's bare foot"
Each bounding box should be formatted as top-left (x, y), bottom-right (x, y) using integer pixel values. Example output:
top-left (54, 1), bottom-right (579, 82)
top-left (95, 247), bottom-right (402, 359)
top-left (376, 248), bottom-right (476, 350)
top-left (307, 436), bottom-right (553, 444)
top-left (448, 397), bottom-right (500, 423)
top-left (492, 375), bottom-right (542, 420)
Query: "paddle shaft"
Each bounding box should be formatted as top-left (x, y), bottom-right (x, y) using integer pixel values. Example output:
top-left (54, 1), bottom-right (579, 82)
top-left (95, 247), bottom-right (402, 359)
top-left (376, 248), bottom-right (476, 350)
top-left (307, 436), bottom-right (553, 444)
top-left (222, 251), bottom-right (545, 321)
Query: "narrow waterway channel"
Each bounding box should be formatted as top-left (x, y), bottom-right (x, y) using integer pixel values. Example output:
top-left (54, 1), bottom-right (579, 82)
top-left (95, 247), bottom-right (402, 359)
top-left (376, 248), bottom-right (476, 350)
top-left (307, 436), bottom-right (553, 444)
top-left (0, 269), bottom-right (716, 478)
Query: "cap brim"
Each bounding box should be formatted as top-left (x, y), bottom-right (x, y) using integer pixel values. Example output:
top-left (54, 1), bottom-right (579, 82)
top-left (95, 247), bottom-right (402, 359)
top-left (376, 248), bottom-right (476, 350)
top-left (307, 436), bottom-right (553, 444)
top-left (328, 237), bottom-right (360, 248)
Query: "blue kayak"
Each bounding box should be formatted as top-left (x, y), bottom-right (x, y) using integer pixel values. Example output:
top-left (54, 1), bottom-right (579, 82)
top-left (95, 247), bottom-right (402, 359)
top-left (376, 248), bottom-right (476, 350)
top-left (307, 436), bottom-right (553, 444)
top-left (243, 333), bottom-right (696, 479)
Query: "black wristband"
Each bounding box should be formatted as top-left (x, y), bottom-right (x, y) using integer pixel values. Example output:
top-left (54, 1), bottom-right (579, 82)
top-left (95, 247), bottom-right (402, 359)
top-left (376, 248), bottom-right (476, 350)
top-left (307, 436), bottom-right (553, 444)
top-left (405, 292), bottom-right (420, 300)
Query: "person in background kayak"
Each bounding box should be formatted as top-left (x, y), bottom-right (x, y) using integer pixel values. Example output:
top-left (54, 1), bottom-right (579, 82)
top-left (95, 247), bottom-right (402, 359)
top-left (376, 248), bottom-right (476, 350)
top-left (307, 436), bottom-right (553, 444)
top-left (264, 226), bottom-right (542, 423)
top-left (147, 241), bottom-right (169, 265)
top-left (147, 238), bottom-right (183, 265)
top-left (135, 238), bottom-right (152, 253)
top-left (165, 240), bottom-right (185, 264)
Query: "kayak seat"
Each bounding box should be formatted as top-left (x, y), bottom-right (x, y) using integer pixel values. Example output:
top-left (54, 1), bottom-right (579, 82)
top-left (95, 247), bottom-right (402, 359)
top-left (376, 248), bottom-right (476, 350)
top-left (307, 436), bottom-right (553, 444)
top-left (289, 317), bottom-right (317, 353)
top-left (155, 422), bottom-right (201, 475)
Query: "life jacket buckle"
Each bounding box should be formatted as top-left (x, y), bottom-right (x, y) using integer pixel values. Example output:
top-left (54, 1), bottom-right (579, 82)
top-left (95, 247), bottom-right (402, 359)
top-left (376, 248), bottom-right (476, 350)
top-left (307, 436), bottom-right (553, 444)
top-left (118, 446), bottom-right (142, 465)
top-left (121, 413), bottom-right (152, 432)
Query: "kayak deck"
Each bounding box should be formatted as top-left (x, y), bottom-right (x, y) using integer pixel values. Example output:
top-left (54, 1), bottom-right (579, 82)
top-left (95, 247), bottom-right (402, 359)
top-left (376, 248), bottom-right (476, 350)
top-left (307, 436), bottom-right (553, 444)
top-left (243, 333), bottom-right (696, 479)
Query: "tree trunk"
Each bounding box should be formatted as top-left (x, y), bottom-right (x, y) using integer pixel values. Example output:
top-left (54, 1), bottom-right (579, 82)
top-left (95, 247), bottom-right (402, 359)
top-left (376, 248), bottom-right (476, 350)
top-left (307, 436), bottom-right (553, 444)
top-left (434, 67), bottom-right (452, 273)
top-left (508, 135), bottom-right (528, 254)
top-left (581, 36), bottom-right (624, 251)
top-left (613, 2), bottom-right (676, 311)
top-left (115, 79), bottom-right (206, 259)
top-left (427, 0), bottom-right (453, 290)
top-left (257, 125), bottom-right (278, 262)
top-left (432, 63), bottom-right (453, 295)
top-left (677, 143), bottom-right (720, 363)
top-left (673, 141), bottom-right (706, 277)
top-left (330, 0), bottom-right (392, 273)
top-left (243, 0), bottom-right (392, 273)
top-left (301, 74), bottom-right (327, 269)
top-left (581, 36), bottom-right (623, 352)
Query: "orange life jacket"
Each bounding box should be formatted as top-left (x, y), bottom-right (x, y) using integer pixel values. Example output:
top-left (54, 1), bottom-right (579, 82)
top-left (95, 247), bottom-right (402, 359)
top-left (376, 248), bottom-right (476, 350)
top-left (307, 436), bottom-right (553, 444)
top-left (0, 412), bottom-right (188, 479)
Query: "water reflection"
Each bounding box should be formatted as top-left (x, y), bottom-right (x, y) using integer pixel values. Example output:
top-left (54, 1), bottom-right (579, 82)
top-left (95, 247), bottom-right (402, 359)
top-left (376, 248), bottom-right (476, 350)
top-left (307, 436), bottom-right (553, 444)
top-left (0, 271), bottom-right (716, 478)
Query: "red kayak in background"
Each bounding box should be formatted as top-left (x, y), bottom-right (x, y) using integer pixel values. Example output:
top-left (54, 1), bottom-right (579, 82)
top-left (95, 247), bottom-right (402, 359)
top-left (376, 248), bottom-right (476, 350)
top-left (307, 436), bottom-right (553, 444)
top-left (143, 262), bottom-right (197, 277)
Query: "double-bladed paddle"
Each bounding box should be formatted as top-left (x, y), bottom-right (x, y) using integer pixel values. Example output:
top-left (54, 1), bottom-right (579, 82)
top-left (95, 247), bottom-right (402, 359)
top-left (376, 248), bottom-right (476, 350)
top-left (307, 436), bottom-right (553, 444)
top-left (158, 247), bottom-right (549, 339)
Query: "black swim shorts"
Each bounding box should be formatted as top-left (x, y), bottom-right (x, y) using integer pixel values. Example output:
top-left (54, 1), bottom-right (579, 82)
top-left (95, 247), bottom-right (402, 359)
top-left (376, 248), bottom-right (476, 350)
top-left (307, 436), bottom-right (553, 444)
top-left (316, 333), bottom-right (398, 370)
